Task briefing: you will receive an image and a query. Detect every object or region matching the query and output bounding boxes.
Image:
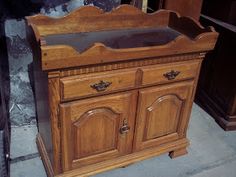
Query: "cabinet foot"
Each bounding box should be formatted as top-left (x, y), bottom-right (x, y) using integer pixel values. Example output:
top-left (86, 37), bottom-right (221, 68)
top-left (121, 163), bottom-right (134, 168)
top-left (169, 148), bottom-right (188, 159)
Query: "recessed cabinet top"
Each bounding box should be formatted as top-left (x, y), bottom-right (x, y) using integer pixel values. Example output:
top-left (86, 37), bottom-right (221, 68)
top-left (27, 5), bottom-right (218, 71)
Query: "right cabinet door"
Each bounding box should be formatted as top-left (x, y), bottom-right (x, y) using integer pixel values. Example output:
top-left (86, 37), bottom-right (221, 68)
top-left (133, 81), bottom-right (194, 151)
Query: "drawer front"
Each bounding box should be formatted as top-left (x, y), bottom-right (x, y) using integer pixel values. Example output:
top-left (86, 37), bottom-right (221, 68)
top-left (60, 69), bottom-right (137, 100)
top-left (141, 60), bottom-right (200, 86)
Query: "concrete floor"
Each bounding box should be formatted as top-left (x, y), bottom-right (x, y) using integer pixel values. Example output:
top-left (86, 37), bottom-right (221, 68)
top-left (10, 104), bottom-right (236, 177)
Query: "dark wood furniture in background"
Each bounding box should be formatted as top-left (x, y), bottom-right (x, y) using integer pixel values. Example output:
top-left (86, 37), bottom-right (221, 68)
top-left (196, 14), bottom-right (236, 131)
top-left (0, 48), bottom-right (9, 177)
top-left (133, 0), bottom-right (203, 20)
top-left (201, 0), bottom-right (236, 26)
top-left (0, 59), bottom-right (9, 177)
top-left (163, 0), bottom-right (203, 20)
top-left (27, 5), bottom-right (218, 177)
top-left (0, 11), bottom-right (10, 177)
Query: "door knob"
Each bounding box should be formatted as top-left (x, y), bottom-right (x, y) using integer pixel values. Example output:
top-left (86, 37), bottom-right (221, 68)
top-left (120, 119), bottom-right (130, 134)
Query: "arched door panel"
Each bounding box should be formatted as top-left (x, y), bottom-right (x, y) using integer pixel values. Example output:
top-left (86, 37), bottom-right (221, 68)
top-left (60, 92), bottom-right (137, 171)
top-left (133, 81), bottom-right (194, 151)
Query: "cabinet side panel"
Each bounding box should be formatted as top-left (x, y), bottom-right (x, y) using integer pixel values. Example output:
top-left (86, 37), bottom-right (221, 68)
top-left (28, 22), bottom-right (54, 170)
top-left (181, 60), bottom-right (202, 136)
top-left (48, 77), bottom-right (61, 174)
top-left (33, 56), bottom-right (53, 166)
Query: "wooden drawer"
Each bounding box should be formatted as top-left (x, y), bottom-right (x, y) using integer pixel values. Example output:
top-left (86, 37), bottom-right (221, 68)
top-left (60, 69), bottom-right (137, 100)
top-left (141, 60), bottom-right (200, 86)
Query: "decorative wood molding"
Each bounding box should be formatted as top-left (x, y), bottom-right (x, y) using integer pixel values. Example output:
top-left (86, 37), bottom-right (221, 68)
top-left (37, 136), bottom-right (189, 177)
top-left (27, 5), bottom-right (170, 36)
top-left (27, 5), bottom-right (213, 37)
top-left (39, 31), bottom-right (217, 71)
top-left (59, 53), bottom-right (204, 77)
top-left (48, 71), bottom-right (60, 78)
top-left (41, 33), bottom-right (216, 71)
top-left (168, 11), bottom-right (216, 38)
top-left (27, 5), bottom-right (218, 71)
top-left (55, 138), bottom-right (189, 177)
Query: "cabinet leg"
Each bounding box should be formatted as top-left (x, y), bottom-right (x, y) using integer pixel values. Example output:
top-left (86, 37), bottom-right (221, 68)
top-left (169, 148), bottom-right (188, 159)
top-left (121, 163), bottom-right (134, 168)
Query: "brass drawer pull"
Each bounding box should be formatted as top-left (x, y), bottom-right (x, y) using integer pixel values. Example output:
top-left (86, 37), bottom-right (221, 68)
top-left (120, 119), bottom-right (130, 134)
top-left (163, 70), bottom-right (180, 80)
top-left (90, 80), bottom-right (112, 92)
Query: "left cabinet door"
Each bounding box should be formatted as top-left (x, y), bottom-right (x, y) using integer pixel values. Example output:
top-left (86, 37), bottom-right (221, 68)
top-left (60, 91), bottom-right (137, 171)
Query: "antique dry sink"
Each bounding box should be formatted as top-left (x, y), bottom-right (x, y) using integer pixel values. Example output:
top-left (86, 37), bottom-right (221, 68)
top-left (26, 5), bottom-right (218, 177)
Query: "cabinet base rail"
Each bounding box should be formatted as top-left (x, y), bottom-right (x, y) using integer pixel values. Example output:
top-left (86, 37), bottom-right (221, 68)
top-left (36, 133), bottom-right (189, 177)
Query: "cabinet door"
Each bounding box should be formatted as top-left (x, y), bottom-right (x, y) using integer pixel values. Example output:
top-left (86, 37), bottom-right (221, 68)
top-left (60, 91), bottom-right (137, 171)
top-left (133, 81), bottom-right (194, 151)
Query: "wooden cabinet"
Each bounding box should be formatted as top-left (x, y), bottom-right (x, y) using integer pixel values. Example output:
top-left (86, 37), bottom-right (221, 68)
top-left (196, 14), bottom-right (236, 130)
top-left (27, 5), bottom-right (218, 177)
